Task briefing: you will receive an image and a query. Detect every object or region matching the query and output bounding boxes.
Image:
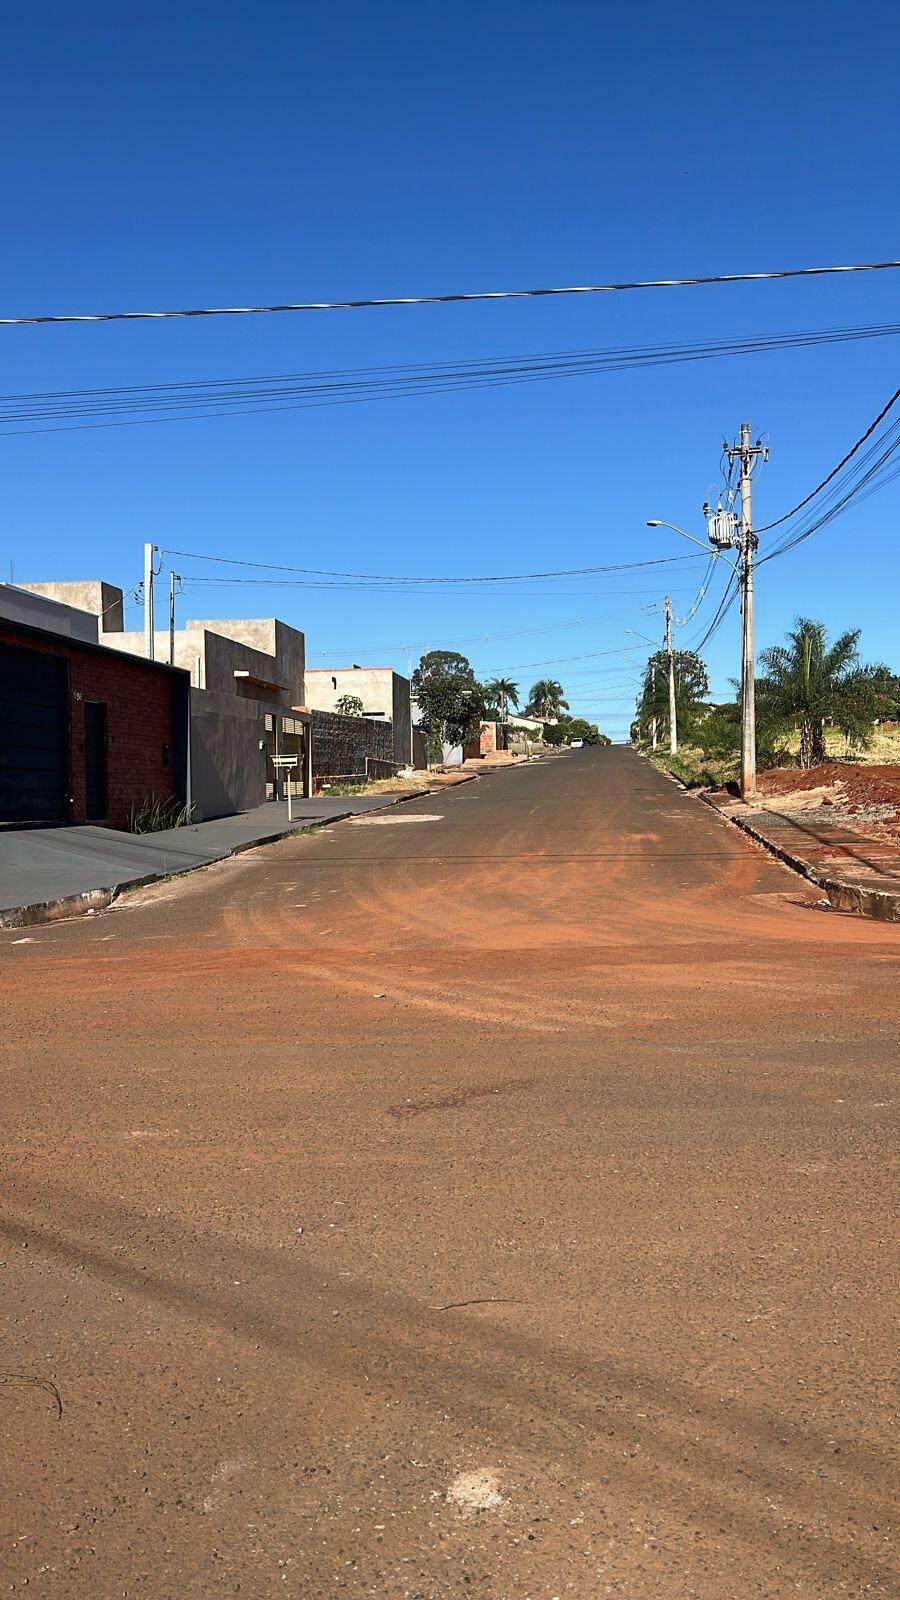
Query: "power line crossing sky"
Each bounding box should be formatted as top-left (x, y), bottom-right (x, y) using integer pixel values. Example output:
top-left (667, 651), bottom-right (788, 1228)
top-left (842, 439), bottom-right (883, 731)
top-left (3, 0), bottom-right (898, 735)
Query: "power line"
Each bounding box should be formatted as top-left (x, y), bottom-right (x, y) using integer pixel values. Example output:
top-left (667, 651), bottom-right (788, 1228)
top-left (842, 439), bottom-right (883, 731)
top-left (691, 569), bottom-right (741, 652)
top-left (759, 414), bottom-right (900, 565)
top-left (194, 580), bottom-right (703, 599)
top-left (673, 553), bottom-right (718, 627)
top-left (293, 600), bottom-right (689, 660)
top-left (4, 260), bottom-right (899, 328)
top-left (4, 319), bottom-right (899, 438)
top-left (483, 644), bottom-right (645, 673)
top-left (6, 320), bottom-right (897, 405)
top-left (162, 547), bottom-right (705, 587)
top-left (756, 384), bottom-right (900, 533)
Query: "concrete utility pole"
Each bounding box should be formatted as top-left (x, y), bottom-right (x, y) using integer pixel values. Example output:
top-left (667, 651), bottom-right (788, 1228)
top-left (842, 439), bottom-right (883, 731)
top-left (664, 596), bottom-right (677, 754)
top-left (650, 661), bottom-right (658, 749)
top-left (143, 543), bottom-right (157, 661)
top-left (726, 423), bottom-right (766, 800)
top-left (402, 646), bottom-right (415, 765)
top-left (168, 572), bottom-right (181, 666)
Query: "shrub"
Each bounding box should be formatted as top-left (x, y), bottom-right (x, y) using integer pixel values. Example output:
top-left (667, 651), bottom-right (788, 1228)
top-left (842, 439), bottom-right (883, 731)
top-left (128, 795), bottom-right (193, 833)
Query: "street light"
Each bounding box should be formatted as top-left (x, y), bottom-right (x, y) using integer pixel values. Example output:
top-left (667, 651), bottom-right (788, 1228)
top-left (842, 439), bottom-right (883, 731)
top-left (646, 518), bottom-right (739, 573)
top-left (647, 422), bottom-right (764, 801)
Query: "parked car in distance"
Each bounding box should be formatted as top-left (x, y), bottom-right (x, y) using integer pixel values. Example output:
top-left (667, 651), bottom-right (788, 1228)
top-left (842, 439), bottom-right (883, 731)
top-left (569, 738), bottom-right (583, 748)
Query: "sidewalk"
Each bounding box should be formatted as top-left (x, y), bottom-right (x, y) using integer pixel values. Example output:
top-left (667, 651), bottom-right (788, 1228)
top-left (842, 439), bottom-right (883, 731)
top-left (706, 793), bottom-right (900, 922)
top-left (0, 793), bottom-right (425, 929)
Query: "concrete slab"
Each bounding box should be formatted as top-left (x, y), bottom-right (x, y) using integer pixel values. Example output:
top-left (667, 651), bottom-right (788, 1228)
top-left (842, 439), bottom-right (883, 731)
top-left (0, 794), bottom-right (422, 925)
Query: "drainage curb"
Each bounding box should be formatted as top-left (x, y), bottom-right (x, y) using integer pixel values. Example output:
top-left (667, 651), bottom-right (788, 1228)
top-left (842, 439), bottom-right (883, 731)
top-left (702, 796), bottom-right (900, 923)
top-left (0, 878), bottom-right (156, 931)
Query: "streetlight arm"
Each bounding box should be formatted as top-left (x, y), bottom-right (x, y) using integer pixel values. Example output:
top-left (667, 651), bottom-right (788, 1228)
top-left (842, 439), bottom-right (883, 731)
top-left (646, 519), bottom-right (739, 574)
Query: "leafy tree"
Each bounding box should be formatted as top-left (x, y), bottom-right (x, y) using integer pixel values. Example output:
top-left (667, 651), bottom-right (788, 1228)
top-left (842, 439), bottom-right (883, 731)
top-left (526, 678), bottom-right (569, 720)
top-left (757, 618), bottom-right (891, 768)
top-left (411, 650), bottom-right (484, 761)
top-left (334, 693), bottom-right (364, 717)
top-left (637, 650), bottom-right (709, 743)
top-left (483, 677), bottom-right (520, 721)
top-left (543, 715), bottom-right (608, 746)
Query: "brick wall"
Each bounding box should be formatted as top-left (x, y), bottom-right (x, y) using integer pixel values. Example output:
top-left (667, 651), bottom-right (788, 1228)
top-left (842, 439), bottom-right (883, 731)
top-left (311, 710), bottom-right (394, 783)
top-left (0, 627), bottom-right (183, 829)
top-left (463, 720), bottom-right (500, 760)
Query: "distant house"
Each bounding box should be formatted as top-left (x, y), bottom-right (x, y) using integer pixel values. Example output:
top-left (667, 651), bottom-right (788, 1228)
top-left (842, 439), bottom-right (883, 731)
top-left (304, 665), bottom-right (417, 769)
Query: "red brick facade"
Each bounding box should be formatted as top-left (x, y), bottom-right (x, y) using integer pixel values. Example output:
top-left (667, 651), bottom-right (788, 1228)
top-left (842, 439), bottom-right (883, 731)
top-left (0, 626), bottom-right (185, 829)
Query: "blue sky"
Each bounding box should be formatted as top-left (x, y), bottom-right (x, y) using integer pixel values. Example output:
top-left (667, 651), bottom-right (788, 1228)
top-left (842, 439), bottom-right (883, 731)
top-left (3, 0), bottom-right (898, 737)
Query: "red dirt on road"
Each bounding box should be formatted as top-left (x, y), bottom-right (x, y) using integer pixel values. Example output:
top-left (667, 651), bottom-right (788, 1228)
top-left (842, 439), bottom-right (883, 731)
top-left (758, 761), bottom-right (900, 813)
top-left (2, 748), bottom-right (897, 1598)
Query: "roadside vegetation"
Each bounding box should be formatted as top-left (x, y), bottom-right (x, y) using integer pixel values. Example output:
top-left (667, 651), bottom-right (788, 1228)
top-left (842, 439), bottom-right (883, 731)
top-left (411, 649), bottom-right (485, 764)
top-left (631, 617), bottom-right (898, 789)
top-left (757, 619), bottom-right (892, 767)
top-left (128, 795), bottom-right (194, 833)
top-left (411, 651), bottom-right (609, 762)
top-left (525, 678), bottom-right (569, 720)
top-left (543, 715), bottom-right (610, 747)
top-left (483, 677), bottom-right (520, 720)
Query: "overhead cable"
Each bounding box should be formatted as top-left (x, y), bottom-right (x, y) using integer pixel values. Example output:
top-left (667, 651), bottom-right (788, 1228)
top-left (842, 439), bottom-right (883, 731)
top-left (691, 570), bottom-right (741, 652)
top-left (4, 319), bottom-right (900, 437)
top-left (3, 260), bottom-right (900, 328)
top-left (760, 416), bottom-right (900, 565)
top-left (162, 548), bottom-right (704, 587)
top-left (673, 554), bottom-right (719, 627)
top-left (483, 644), bottom-right (645, 673)
top-left (756, 384), bottom-right (900, 533)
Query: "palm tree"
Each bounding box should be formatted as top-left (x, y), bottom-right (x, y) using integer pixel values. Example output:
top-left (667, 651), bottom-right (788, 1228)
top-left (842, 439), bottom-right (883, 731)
top-left (637, 650), bottom-right (709, 745)
top-left (757, 618), bottom-right (889, 768)
top-left (526, 678), bottom-right (569, 722)
top-left (483, 677), bottom-right (519, 722)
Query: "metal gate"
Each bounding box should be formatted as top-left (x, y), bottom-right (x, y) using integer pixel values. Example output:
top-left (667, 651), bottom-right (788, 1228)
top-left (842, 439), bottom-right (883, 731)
top-left (0, 640), bottom-right (70, 824)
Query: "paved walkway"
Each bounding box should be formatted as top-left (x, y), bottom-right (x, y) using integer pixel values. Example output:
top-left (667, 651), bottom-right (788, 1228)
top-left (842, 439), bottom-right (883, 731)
top-left (707, 794), bottom-right (900, 921)
top-left (0, 794), bottom-right (418, 925)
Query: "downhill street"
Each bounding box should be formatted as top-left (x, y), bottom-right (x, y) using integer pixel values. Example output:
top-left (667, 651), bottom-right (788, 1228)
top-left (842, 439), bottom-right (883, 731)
top-left (2, 746), bottom-right (897, 1598)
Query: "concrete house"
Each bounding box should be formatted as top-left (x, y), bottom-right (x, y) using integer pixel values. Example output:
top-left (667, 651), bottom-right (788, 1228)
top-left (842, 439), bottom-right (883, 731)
top-left (304, 665), bottom-right (416, 769)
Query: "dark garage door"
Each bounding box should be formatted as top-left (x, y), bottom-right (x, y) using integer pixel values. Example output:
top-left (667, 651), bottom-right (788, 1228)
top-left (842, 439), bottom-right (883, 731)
top-left (0, 640), bottom-right (70, 823)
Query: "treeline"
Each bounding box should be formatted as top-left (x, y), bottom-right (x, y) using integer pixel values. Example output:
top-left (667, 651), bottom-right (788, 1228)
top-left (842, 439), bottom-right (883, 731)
top-left (631, 617), bottom-right (900, 782)
top-left (410, 651), bottom-right (608, 757)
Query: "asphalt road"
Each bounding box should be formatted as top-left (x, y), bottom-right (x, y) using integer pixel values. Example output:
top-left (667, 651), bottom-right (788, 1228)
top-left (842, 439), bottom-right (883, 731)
top-left (2, 746), bottom-right (897, 1598)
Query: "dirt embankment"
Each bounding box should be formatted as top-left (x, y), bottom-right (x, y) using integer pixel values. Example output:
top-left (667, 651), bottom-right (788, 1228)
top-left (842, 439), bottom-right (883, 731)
top-left (756, 763), bottom-right (900, 834)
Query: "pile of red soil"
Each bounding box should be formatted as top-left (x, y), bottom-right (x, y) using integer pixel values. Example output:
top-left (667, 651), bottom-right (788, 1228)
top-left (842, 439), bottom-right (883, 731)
top-left (758, 763), bottom-right (900, 813)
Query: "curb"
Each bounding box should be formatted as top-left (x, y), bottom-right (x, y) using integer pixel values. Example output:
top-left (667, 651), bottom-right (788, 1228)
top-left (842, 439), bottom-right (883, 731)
top-left (0, 878), bottom-right (157, 931)
top-left (0, 822), bottom-right (354, 932)
top-left (703, 796), bottom-right (900, 924)
top-left (0, 780), bottom-right (470, 932)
